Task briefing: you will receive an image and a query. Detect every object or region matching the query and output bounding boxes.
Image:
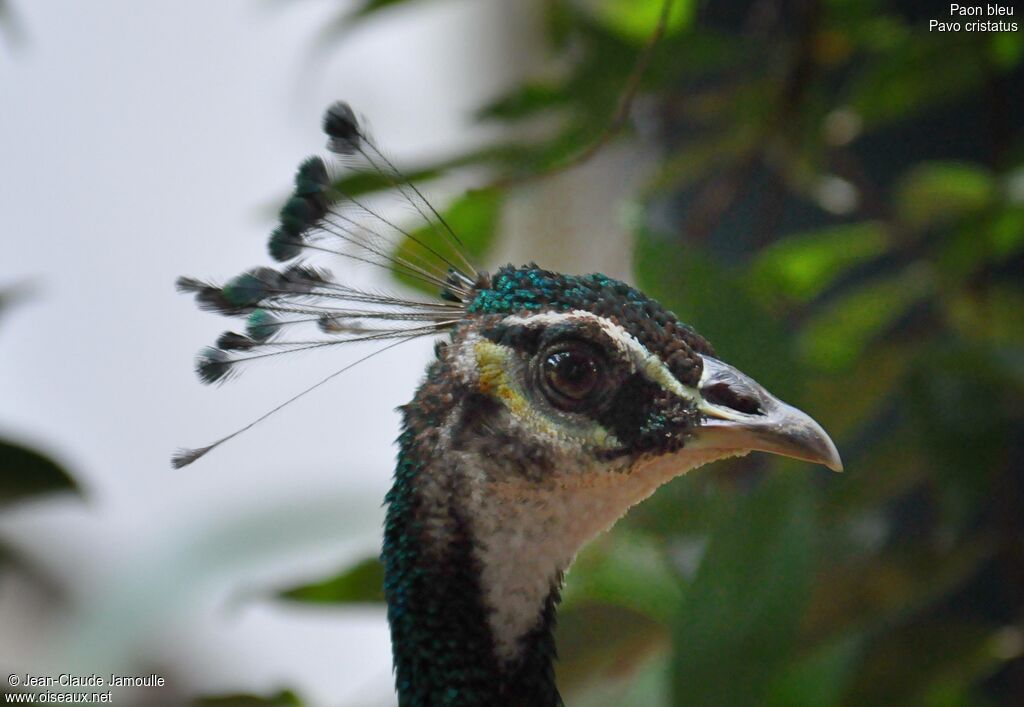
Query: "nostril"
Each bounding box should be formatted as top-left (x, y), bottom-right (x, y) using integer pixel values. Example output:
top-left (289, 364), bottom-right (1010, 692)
top-left (703, 382), bottom-right (762, 415)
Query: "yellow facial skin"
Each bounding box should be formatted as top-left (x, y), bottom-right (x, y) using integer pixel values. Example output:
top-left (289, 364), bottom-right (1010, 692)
top-left (472, 339), bottom-right (620, 452)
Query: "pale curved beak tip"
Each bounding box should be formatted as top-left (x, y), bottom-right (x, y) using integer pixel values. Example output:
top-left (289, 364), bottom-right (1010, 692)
top-left (692, 356), bottom-right (844, 473)
top-left (821, 437), bottom-right (844, 473)
top-left (778, 403), bottom-right (844, 472)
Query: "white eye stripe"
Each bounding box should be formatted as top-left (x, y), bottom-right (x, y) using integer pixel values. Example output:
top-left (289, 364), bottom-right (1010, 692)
top-left (500, 310), bottom-right (705, 406)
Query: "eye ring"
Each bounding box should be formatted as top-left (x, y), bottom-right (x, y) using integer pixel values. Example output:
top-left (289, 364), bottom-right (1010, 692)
top-left (537, 341), bottom-right (607, 411)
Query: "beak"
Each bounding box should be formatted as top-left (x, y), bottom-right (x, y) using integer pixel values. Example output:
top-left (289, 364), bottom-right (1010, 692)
top-left (689, 356), bottom-right (843, 472)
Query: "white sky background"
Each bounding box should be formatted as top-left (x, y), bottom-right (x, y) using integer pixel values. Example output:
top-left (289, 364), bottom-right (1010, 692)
top-left (0, 1), bottom-right (536, 704)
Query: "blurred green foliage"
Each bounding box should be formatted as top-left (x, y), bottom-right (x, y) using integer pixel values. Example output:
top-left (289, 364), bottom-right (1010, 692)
top-left (0, 439), bottom-right (78, 596)
top-left (0, 288), bottom-right (79, 514)
top-left (281, 0), bottom-right (1024, 705)
top-left (392, 189), bottom-right (502, 293)
top-left (4, 0), bottom-right (1020, 704)
top-left (194, 690), bottom-right (303, 706)
top-left (0, 289), bottom-right (80, 524)
top-left (0, 291), bottom-right (80, 701)
top-left (279, 556), bottom-right (385, 604)
top-left (0, 440), bottom-right (78, 507)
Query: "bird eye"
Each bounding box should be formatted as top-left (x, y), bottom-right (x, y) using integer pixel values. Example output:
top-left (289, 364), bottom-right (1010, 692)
top-left (539, 343), bottom-right (605, 410)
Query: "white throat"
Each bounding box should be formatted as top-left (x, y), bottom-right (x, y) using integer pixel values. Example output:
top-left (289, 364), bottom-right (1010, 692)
top-left (461, 448), bottom-right (746, 664)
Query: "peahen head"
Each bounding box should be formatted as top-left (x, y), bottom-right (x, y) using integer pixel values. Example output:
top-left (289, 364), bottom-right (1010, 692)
top-left (176, 102), bottom-right (841, 706)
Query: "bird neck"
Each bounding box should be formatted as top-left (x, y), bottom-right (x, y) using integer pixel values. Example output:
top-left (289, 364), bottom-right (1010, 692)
top-left (380, 350), bottom-right (694, 706)
top-left (383, 421), bottom-right (563, 707)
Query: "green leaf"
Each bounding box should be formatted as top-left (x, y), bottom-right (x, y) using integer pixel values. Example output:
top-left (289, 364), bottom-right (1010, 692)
top-left (751, 222), bottom-right (890, 303)
top-left (936, 206), bottom-right (1024, 285)
top-left (477, 82), bottom-right (571, 122)
top-left (802, 538), bottom-right (995, 645)
top-left (392, 189), bottom-right (502, 295)
top-left (669, 473), bottom-right (816, 707)
top-left (261, 147), bottom-right (513, 222)
top-left (562, 531), bottom-right (683, 623)
top-left (895, 162), bottom-right (996, 229)
top-left (820, 420), bottom-right (928, 525)
top-left (988, 30), bottom-right (1024, 69)
top-left (278, 556), bottom-right (384, 604)
top-left (297, 0), bottom-right (426, 55)
top-left (988, 205), bottom-right (1024, 257)
top-left (624, 459), bottom-right (740, 539)
top-left (946, 283), bottom-right (1024, 349)
top-left (902, 343), bottom-right (1014, 522)
top-left (0, 439), bottom-right (79, 507)
top-left (846, 620), bottom-right (1012, 706)
top-left (568, 650), bottom-right (671, 707)
top-left (849, 34), bottom-right (989, 127)
top-left (799, 266), bottom-right (934, 371)
top-left (585, 0), bottom-right (695, 43)
top-left (557, 603), bottom-right (668, 694)
top-left (348, 0), bottom-right (418, 21)
top-left (314, 0), bottom-right (421, 43)
top-left (634, 230), bottom-right (796, 393)
top-left (328, 147), bottom-right (509, 200)
top-left (193, 689), bottom-right (302, 706)
top-left (765, 634), bottom-right (864, 707)
top-left (648, 126), bottom-right (763, 193)
top-left (804, 343), bottom-right (911, 440)
top-left (330, 166), bottom-right (448, 201)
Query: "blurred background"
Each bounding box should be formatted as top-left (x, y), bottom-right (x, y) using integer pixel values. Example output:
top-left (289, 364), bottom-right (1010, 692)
top-left (1, 0), bottom-right (1022, 705)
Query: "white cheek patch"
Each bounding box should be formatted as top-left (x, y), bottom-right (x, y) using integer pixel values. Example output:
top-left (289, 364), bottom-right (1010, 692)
top-left (466, 445), bottom-right (752, 665)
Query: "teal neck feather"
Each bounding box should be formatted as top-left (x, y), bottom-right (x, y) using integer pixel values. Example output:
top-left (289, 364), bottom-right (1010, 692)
top-left (383, 381), bottom-right (563, 706)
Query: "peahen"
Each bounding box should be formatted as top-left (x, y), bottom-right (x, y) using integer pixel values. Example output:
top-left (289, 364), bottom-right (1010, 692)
top-left (174, 102), bottom-right (842, 706)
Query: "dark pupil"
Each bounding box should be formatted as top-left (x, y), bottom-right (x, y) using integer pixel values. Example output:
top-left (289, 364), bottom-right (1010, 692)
top-left (544, 350), bottom-right (598, 400)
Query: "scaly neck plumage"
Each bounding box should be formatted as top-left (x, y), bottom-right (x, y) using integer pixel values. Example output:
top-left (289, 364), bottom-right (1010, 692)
top-left (382, 365), bottom-right (563, 707)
